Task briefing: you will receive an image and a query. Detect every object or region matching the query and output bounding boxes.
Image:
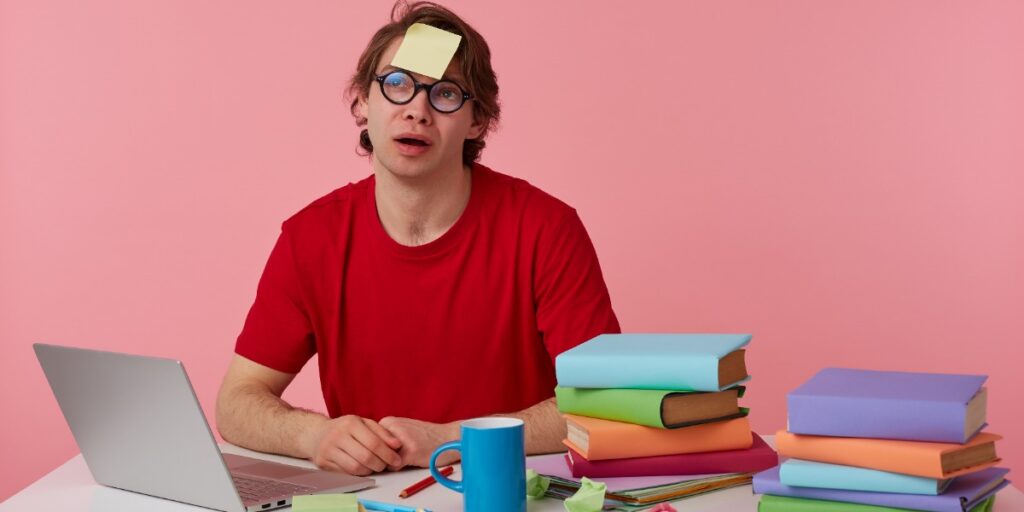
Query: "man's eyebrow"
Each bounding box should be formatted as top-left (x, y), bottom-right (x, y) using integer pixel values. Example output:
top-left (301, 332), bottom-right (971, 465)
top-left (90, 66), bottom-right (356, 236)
top-left (440, 72), bottom-right (470, 88)
top-left (376, 64), bottom-right (468, 86)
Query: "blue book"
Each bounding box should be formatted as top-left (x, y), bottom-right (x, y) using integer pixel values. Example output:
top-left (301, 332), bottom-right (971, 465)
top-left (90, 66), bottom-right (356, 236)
top-left (554, 334), bottom-right (751, 391)
top-left (780, 459), bottom-right (951, 495)
top-left (754, 466), bottom-right (1010, 512)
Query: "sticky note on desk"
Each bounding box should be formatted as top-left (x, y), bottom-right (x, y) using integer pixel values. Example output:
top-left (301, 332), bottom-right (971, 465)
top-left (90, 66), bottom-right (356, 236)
top-left (292, 493), bottom-right (359, 512)
top-left (390, 23), bottom-right (462, 79)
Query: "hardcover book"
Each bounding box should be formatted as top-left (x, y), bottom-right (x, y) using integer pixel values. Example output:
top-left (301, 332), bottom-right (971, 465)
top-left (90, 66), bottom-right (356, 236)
top-left (774, 430), bottom-right (1002, 479)
top-left (566, 432), bottom-right (776, 478)
top-left (554, 333), bottom-right (751, 391)
top-left (563, 414), bottom-right (752, 461)
top-left (757, 495), bottom-right (997, 512)
top-left (788, 368), bottom-right (987, 443)
top-left (780, 459), bottom-right (950, 495)
top-left (555, 385), bottom-right (747, 429)
top-left (754, 466), bottom-right (1009, 512)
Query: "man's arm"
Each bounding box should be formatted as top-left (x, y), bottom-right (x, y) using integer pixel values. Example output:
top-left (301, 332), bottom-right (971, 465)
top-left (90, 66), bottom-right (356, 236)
top-left (496, 397), bottom-right (567, 454)
top-left (216, 355), bottom-right (404, 476)
top-left (379, 396), bottom-right (566, 467)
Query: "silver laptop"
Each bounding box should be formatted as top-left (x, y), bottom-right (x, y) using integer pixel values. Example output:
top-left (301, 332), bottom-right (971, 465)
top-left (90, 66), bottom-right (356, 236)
top-left (34, 343), bottom-right (374, 512)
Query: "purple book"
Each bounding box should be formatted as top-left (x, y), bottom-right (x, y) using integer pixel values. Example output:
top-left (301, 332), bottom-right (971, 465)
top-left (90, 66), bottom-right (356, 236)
top-left (787, 368), bottom-right (988, 443)
top-left (753, 466), bottom-right (1010, 512)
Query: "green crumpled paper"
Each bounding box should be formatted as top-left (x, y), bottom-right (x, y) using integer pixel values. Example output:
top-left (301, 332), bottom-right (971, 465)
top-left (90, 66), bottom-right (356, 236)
top-left (526, 469), bottom-right (550, 499)
top-left (564, 477), bottom-right (607, 512)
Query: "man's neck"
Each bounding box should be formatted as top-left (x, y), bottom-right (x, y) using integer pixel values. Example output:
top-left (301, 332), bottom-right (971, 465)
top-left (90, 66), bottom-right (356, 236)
top-left (374, 161), bottom-right (473, 247)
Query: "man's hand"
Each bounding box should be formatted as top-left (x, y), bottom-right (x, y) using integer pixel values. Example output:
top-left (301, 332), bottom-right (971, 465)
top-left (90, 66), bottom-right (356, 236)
top-left (302, 415), bottom-right (404, 476)
top-left (379, 416), bottom-right (460, 468)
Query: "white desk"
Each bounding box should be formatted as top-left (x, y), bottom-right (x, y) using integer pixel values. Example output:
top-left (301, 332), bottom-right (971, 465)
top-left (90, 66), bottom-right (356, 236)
top-left (3, 439), bottom-right (1022, 511)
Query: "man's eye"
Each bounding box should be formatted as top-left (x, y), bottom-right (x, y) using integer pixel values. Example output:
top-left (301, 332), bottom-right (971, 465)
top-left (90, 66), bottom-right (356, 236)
top-left (436, 85), bottom-right (462, 99)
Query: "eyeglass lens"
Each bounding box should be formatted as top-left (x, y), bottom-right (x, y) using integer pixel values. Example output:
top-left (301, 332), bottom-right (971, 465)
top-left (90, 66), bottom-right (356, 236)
top-left (380, 71), bottom-right (466, 113)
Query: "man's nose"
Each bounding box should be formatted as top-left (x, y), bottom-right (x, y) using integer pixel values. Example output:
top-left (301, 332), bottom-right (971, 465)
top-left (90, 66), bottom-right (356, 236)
top-left (402, 89), bottom-right (433, 125)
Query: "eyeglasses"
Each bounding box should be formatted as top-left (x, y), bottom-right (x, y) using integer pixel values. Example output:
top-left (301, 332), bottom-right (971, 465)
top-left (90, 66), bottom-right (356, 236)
top-left (374, 70), bottom-right (473, 114)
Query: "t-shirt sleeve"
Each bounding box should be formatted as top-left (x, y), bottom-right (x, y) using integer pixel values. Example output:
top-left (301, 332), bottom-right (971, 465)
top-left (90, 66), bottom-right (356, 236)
top-left (234, 228), bottom-right (316, 373)
top-left (534, 208), bottom-right (621, 363)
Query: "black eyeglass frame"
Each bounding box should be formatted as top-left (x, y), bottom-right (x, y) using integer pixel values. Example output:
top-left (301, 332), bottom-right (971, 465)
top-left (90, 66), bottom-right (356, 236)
top-left (374, 70), bottom-right (474, 113)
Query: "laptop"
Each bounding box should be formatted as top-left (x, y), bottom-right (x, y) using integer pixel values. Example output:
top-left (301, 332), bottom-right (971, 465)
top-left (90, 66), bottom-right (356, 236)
top-left (34, 343), bottom-right (375, 512)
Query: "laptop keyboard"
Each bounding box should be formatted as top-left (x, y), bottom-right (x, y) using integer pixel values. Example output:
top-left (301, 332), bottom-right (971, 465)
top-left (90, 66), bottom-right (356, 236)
top-left (232, 474), bottom-right (315, 503)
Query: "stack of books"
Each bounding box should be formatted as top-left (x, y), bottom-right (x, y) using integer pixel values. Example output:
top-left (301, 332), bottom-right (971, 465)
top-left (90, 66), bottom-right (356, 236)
top-left (553, 334), bottom-right (777, 483)
top-left (754, 368), bottom-right (1010, 511)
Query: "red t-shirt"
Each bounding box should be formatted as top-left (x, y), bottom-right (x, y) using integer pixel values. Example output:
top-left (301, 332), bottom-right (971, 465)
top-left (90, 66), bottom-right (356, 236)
top-left (235, 164), bottom-right (620, 423)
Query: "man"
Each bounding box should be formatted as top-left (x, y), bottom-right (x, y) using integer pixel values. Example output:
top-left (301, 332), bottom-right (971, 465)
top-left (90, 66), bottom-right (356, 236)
top-left (216, 1), bottom-right (619, 476)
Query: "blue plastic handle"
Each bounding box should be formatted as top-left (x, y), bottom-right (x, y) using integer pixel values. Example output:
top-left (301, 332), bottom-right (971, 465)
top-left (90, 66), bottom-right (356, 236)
top-left (429, 441), bottom-right (463, 493)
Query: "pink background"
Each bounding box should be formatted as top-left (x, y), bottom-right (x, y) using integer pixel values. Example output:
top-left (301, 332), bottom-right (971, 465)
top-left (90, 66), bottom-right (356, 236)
top-left (2, 0), bottom-right (1022, 501)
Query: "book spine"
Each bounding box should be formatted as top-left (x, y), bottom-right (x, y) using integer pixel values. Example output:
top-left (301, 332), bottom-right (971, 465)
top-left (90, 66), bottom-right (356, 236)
top-left (758, 496), bottom-right (918, 512)
top-left (787, 394), bottom-right (966, 443)
top-left (753, 468), bottom-right (958, 512)
top-left (779, 460), bottom-right (941, 495)
top-left (588, 417), bottom-right (752, 460)
top-left (555, 355), bottom-right (719, 391)
top-left (554, 387), bottom-right (666, 428)
top-left (774, 432), bottom-right (938, 478)
top-left (570, 443), bottom-right (777, 478)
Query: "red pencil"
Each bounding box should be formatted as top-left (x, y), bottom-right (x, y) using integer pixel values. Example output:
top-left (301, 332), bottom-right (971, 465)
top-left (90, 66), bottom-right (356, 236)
top-left (399, 466), bottom-right (454, 498)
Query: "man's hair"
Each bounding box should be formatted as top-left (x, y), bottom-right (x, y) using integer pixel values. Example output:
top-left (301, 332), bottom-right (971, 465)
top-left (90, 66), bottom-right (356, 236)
top-left (347, 1), bottom-right (500, 165)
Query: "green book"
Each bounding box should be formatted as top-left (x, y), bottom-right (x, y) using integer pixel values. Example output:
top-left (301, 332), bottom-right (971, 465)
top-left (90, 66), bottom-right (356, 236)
top-left (757, 495), bottom-right (996, 512)
top-left (554, 385), bottom-right (747, 429)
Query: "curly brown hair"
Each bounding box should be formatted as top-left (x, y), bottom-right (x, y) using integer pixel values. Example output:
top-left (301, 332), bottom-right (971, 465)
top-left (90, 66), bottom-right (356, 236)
top-left (346, 1), bottom-right (500, 165)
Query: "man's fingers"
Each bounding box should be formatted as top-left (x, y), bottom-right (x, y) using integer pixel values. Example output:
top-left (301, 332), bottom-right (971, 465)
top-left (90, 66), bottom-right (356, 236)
top-left (351, 420), bottom-right (403, 468)
top-left (365, 418), bottom-right (403, 450)
top-left (337, 435), bottom-right (389, 473)
top-left (326, 445), bottom-right (375, 476)
top-left (365, 420), bottom-right (404, 470)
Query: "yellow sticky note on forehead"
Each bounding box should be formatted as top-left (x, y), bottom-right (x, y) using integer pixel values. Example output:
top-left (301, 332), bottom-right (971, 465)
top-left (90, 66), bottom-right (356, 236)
top-left (390, 23), bottom-right (462, 80)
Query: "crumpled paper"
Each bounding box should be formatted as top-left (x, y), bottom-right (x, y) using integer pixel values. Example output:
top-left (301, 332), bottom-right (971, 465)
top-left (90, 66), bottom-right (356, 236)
top-left (526, 469), bottom-right (551, 499)
top-left (563, 477), bottom-right (607, 512)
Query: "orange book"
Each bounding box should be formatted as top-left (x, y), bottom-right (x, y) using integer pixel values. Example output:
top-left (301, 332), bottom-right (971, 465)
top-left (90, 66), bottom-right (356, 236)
top-left (563, 414), bottom-right (752, 461)
top-left (775, 430), bottom-right (1002, 479)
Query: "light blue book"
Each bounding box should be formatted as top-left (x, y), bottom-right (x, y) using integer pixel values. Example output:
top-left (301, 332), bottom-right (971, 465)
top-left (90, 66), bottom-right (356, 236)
top-left (779, 459), bottom-right (952, 495)
top-left (554, 334), bottom-right (751, 391)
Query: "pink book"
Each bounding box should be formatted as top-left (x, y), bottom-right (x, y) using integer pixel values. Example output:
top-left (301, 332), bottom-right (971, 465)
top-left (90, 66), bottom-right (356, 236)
top-left (566, 432), bottom-right (777, 478)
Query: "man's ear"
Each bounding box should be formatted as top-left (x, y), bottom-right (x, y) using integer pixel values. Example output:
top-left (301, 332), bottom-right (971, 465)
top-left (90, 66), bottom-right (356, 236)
top-left (357, 94), bottom-right (369, 120)
top-left (466, 115), bottom-right (487, 140)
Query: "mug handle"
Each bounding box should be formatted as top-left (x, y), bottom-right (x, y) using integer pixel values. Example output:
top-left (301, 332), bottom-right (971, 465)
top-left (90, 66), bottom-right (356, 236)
top-left (429, 441), bottom-right (463, 493)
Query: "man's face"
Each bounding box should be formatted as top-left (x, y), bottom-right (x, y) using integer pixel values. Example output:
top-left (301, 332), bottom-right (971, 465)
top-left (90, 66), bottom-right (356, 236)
top-left (358, 37), bottom-right (485, 180)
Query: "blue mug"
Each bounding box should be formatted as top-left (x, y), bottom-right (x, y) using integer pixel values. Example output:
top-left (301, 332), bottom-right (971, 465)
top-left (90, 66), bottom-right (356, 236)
top-left (429, 417), bottom-right (525, 512)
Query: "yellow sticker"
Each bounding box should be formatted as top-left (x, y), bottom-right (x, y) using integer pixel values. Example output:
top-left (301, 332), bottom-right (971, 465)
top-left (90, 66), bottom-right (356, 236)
top-left (390, 23), bottom-right (462, 80)
top-left (291, 494), bottom-right (358, 512)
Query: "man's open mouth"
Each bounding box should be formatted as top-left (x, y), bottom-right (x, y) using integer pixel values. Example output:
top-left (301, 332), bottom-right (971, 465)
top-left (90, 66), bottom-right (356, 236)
top-left (396, 137), bottom-right (430, 146)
